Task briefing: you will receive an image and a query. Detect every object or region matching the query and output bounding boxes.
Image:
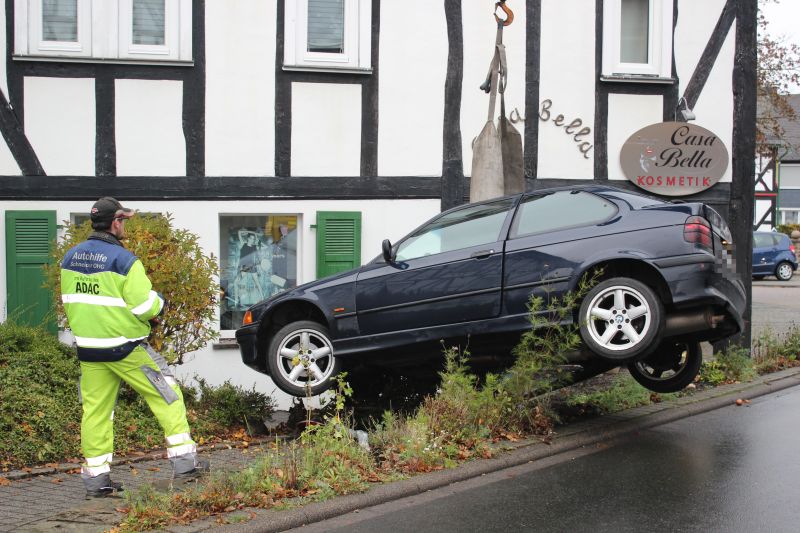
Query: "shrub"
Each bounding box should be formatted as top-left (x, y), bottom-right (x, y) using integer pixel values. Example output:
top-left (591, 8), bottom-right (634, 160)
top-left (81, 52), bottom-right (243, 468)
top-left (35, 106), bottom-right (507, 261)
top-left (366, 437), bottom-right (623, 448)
top-left (752, 327), bottom-right (800, 373)
top-left (183, 377), bottom-right (276, 432)
top-left (698, 345), bottom-right (756, 385)
top-left (0, 322), bottom-right (276, 468)
top-left (776, 223), bottom-right (800, 238)
top-left (45, 215), bottom-right (219, 364)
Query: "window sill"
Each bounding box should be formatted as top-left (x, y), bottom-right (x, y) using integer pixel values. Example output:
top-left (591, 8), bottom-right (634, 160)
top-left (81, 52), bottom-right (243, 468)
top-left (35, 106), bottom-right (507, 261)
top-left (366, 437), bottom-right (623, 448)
top-left (13, 55), bottom-right (194, 67)
top-left (212, 339), bottom-right (239, 350)
top-left (282, 65), bottom-right (373, 75)
top-left (600, 75), bottom-right (676, 85)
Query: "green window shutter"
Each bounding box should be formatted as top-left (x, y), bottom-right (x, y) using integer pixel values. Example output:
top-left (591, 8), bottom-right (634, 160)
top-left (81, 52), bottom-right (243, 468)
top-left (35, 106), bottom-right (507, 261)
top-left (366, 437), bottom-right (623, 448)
top-left (316, 211), bottom-right (361, 279)
top-left (5, 211), bottom-right (57, 334)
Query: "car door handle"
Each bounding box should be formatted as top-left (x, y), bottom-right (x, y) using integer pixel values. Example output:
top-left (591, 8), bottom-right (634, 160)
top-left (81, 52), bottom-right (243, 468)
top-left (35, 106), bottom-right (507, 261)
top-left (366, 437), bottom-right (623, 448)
top-left (471, 249), bottom-right (494, 259)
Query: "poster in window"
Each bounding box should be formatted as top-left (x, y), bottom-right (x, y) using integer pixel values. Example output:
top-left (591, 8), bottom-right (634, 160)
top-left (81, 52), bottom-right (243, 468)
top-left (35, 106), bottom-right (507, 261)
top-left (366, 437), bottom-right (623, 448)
top-left (220, 215), bottom-right (298, 330)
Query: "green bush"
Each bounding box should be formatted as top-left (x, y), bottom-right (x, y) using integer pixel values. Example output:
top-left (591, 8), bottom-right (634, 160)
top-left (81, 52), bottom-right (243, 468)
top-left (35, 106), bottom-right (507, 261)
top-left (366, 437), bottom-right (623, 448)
top-left (0, 322), bottom-right (276, 468)
top-left (183, 377), bottom-right (276, 431)
top-left (776, 223), bottom-right (800, 237)
top-left (45, 215), bottom-right (219, 365)
top-left (699, 345), bottom-right (756, 385)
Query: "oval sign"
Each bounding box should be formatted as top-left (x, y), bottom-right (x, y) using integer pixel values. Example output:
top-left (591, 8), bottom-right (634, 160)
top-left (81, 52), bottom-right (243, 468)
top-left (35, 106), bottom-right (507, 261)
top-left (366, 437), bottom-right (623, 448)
top-left (620, 122), bottom-right (729, 197)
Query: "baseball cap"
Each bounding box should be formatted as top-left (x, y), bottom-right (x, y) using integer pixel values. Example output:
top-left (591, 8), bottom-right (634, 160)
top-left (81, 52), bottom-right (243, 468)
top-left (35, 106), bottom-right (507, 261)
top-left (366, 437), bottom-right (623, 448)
top-left (90, 197), bottom-right (134, 223)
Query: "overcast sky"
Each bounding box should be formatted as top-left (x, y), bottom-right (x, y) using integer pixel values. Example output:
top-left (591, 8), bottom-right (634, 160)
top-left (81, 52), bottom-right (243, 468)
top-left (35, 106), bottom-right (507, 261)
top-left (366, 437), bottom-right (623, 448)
top-left (759, 0), bottom-right (800, 92)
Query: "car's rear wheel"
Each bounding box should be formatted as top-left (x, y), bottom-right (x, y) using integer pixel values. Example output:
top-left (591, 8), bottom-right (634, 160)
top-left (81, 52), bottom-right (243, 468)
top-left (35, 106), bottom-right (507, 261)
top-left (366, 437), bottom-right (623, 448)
top-left (579, 277), bottom-right (663, 362)
top-left (627, 340), bottom-right (702, 393)
top-left (267, 320), bottom-right (340, 396)
top-left (776, 261), bottom-right (794, 281)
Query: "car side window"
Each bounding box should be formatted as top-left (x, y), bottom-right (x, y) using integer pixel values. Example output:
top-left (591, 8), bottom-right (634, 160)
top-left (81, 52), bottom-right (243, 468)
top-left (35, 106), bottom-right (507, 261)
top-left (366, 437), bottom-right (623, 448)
top-left (753, 234), bottom-right (772, 248)
top-left (395, 198), bottom-right (515, 261)
top-left (510, 191), bottom-right (618, 238)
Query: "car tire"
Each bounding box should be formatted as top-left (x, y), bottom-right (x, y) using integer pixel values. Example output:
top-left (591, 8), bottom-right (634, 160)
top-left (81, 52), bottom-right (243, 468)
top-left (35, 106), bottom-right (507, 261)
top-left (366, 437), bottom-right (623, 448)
top-left (579, 277), bottom-right (664, 362)
top-left (775, 261), bottom-right (794, 281)
top-left (627, 340), bottom-right (702, 393)
top-left (267, 320), bottom-right (341, 396)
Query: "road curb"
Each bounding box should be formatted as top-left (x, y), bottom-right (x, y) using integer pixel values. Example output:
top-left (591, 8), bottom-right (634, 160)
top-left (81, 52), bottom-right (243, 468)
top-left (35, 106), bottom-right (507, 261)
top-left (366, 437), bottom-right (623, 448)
top-left (213, 368), bottom-right (800, 533)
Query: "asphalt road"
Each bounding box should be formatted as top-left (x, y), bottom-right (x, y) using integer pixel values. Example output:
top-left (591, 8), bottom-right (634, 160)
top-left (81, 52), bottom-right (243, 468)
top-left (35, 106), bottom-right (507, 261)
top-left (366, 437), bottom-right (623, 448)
top-left (292, 384), bottom-right (800, 533)
top-left (751, 276), bottom-right (800, 339)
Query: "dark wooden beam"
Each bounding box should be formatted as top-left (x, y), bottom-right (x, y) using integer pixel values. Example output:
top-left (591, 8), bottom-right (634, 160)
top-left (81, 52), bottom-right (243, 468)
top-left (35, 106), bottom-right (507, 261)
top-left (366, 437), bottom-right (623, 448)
top-left (441, 0), bottom-right (464, 212)
top-left (0, 175), bottom-right (443, 200)
top-left (728, 0), bottom-right (757, 347)
top-left (524, 0), bottom-right (541, 181)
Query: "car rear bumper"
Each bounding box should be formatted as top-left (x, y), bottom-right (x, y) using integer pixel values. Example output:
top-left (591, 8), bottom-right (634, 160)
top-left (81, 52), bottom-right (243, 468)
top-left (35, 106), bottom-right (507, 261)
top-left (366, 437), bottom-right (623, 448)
top-left (655, 256), bottom-right (746, 337)
top-left (235, 323), bottom-right (264, 372)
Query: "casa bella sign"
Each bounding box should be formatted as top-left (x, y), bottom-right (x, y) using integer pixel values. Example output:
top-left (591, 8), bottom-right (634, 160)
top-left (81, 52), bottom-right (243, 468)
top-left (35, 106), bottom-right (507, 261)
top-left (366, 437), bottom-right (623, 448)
top-left (620, 122), bottom-right (729, 196)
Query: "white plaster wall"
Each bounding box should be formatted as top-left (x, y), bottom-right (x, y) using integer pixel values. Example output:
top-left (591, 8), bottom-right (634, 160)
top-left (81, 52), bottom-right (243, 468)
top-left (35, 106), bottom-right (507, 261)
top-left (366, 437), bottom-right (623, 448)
top-left (377, 0), bottom-right (446, 176)
top-left (291, 82), bottom-right (361, 176)
top-left (607, 94), bottom-right (664, 180)
top-left (0, 4), bottom-right (7, 99)
top-left (537, 0), bottom-right (596, 179)
top-left (115, 79), bottom-right (185, 176)
top-left (0, 135), bottom-right (20, 175)
top-left (675, 0), bottom-right (733, 184)
top-left (205, 0), bottom-right (275, 176)
top-left (461, 0), bottom-right (526, 177)
top-left (753, 200), bottom-right (772, 231)
top-left (24, 77), bottom-right (95, 175)
top-left (0, 198), bottom-right (440, 409)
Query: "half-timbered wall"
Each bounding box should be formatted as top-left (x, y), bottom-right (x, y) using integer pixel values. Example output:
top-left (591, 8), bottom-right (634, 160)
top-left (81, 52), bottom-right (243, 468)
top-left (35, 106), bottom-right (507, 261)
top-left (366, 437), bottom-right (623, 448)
top-left (0, 0), bottom-right (757, 402)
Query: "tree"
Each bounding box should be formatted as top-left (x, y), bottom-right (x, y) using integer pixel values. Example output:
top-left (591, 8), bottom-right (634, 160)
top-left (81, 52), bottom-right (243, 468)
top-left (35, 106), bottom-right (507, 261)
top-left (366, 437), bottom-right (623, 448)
top-left (757, 0), bottom-right (800, 154)
top-left (46, 215), bottom-right (219, 365)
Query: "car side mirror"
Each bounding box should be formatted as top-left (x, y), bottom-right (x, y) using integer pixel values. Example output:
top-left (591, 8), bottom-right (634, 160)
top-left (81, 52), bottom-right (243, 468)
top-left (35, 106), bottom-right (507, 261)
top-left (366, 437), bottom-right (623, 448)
top-left (382, 239), bottom-right (394, 263)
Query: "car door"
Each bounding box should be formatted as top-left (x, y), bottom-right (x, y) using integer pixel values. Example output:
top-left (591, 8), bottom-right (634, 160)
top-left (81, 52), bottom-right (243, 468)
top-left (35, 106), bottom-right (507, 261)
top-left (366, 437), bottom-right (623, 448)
top-left (752, 233), bottom-right (774, 275)
top-left (355, 197), bottom-right (517, 335)
top-left (503, 190), bottom-right (620, 318)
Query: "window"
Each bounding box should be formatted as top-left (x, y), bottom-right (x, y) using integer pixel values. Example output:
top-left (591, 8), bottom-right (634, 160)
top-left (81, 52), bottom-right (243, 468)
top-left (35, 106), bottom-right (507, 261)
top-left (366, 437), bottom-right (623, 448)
top-left (781, 210), bottom-right (800, 225)
top-left (14, 0), bottom-right (192, 63)
top-left (284, 0), bottom-right (371, 73)
top-left (602, 0), bottom-right (673, 80)
top-left (395, 199), bottom-right (514, 262)
top-left (220, 215), bottom-right (299, 331)
top-left (510, 191), bottom-right (618, 238)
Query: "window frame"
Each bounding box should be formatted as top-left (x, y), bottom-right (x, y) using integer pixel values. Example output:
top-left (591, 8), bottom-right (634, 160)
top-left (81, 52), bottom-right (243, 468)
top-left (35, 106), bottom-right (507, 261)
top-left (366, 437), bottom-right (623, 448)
top-left (601, 0), bottom-right (673, 81)
top-left (218, 213), bottom-right (302, 337)
top-left (283, 0), bottom-right (372, 74)
top-left (14, 0), bottom-right (192, 64)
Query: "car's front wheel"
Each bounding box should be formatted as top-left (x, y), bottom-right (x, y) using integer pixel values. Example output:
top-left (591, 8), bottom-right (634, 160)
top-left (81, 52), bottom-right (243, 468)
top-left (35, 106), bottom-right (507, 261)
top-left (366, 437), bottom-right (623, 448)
top-left (267, 320), bottom-right (341, 396)
top-left (776, 261), bottom-right (794, 281)
top-left (627, 341), bottom-right (702, 393)
top-left (579, 277), bottom-right (664, 361)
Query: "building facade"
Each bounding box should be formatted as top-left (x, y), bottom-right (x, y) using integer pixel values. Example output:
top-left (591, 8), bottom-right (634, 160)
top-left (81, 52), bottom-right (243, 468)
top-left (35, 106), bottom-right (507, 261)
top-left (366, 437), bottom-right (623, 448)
top-left (0, 0), bottom-right (756, 403)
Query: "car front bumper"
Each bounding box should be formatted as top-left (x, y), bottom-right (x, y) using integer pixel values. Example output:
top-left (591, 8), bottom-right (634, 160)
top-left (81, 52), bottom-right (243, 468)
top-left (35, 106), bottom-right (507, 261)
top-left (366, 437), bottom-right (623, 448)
top-left (235, 323), bottom-right (264, 372)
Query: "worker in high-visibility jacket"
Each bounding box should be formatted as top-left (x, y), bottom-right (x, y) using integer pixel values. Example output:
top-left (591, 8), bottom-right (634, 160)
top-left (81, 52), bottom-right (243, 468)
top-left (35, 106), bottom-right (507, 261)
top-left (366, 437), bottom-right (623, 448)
top-left (61, 197), bottom-right (209, 498)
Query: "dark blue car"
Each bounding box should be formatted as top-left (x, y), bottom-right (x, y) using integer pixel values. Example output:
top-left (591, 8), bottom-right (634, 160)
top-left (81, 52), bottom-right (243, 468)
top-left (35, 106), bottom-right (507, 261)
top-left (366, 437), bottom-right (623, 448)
top-left (237, 186), bottom-right (745, 397)
top-left (752, 231), bottom-right (797, 281)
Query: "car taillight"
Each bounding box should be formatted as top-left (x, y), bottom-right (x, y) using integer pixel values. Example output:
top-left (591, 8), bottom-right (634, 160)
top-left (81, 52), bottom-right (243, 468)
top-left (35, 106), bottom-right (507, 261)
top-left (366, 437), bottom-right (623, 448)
top-left (243, 310), bottom-right (253, 325)
top-left (791, 244), bottom-right (796, 254)
top-left (684, 216), bottom-right (712, 249)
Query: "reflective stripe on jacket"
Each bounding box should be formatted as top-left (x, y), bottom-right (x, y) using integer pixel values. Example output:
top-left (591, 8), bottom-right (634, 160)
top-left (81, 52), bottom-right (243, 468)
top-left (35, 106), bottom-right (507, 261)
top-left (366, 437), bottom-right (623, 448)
top-left (61, 234), bottom-right (163, 362)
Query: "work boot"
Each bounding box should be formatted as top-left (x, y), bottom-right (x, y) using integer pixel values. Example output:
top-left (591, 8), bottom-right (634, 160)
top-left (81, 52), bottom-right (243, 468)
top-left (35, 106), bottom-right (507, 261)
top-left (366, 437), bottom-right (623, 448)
top-left (173, 458), bottom-right (210, 484)
top-left (84, 473), bottom-right (124, 499)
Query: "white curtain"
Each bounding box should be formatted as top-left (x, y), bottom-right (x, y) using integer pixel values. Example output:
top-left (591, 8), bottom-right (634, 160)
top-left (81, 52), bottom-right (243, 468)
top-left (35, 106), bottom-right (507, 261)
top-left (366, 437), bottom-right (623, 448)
top-left (307, 0), bottom-right (345, 53)
top-left (133, 0), bottom-right (165, 45)
top-left (620, 0), bottom-right (649, 64)
top-left (42, 0), bottom-right (77, 42)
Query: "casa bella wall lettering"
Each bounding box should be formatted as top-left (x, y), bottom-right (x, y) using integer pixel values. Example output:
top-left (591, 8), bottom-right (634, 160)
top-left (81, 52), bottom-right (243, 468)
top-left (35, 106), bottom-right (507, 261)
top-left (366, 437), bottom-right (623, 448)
top-left (620, 122), bottom-right (729, 196)
top-left (539, 99), bottom-right (593, 159)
